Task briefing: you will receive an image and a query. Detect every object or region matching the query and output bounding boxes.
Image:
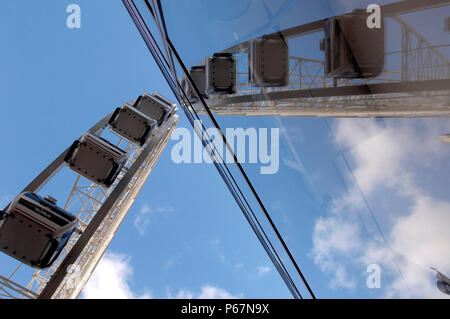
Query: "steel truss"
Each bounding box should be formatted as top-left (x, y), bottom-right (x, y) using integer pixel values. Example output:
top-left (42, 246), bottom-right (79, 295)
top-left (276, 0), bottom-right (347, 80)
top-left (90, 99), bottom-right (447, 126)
top-left (192, 9), bottom-right (450, 117)
top-left (1, 0), bottom-right (449, 301)
top-left (0, 110), bottom-right (178, 299)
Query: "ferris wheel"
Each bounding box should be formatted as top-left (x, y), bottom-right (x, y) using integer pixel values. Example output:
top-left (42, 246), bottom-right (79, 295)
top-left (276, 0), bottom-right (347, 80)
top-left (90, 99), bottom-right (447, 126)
top-left (0, 0), bottom-right (449, 299)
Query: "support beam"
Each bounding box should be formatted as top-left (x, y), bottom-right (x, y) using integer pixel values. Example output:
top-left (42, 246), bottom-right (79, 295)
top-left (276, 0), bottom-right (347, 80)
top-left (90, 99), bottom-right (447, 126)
top-left (1, 114), bottom-right (112, 212)
top-left (199, 79), bottom-right (450, 107)
top-left (223, 0), bottom-right (450, 54)
top-left (37, 115), bottom-right (177, 299)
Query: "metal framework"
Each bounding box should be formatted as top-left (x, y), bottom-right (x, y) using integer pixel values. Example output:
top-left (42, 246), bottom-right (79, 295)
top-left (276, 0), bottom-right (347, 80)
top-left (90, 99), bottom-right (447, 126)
top-left (192, 9), bottom-right (450, 117)
top-left (0, 108), bottom-right (178, 299)
top-left (1, 0), bottom-right (449, 300)
top-left (0, 273), bottom-right (38, 299)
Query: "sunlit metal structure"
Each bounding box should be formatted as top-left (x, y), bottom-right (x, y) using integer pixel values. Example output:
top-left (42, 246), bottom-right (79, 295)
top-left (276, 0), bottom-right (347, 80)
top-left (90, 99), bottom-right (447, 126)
top-left (120, 0), bottom-right (450, 300)
top-left (0, 100), bottom-right (178, 299)
top-left (1, 0), bottom-right (449, 300)
top-left (191, 7), bottom-right (450, 117)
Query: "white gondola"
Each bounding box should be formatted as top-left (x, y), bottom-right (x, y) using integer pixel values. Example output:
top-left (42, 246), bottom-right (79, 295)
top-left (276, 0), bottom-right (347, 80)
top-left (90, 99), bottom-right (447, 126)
top-left (64, 132), bottom-right (127, 188)
top-left (185, 66), bottom-right (207, 102)
top-left (248, 36), bottom-right (289, 87)
top-left (0, 192), bottom-right (78, 269)
top-left (205, 53), bottom-right (237, 94)
top-left (322, 9), bottom-right (385, 78)
top-left (133, 92), bottom-right (176, 126)
top-left (108, 103), bottom-right (157, 146)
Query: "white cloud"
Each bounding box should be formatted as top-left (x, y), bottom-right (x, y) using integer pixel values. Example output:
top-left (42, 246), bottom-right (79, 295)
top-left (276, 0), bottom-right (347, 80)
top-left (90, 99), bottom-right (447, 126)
top-left (82, 253), bottom-right (241, 299)
top-left (311, 216), bottom-right (360, 290)
top-left (82, 252), bottom-right (151, 299)
top-left (173, 288), bottom-right (194, 299)
top-left (362, 196), bottom-right (450, 298)
top-left (133, 204), bottom-right (174, 236)
top-left (168, 285), bottom-right (242, 299)
top-left (333, 119), bottom-right (442, 195)
top-left (390, 197), bottom-right (450, 271)
top-left (311, 118), bottom-right (450, 298)
top-left (197, 285), bottom-right (240, 299)
top-left (257, 265), bottom-right (271, 276)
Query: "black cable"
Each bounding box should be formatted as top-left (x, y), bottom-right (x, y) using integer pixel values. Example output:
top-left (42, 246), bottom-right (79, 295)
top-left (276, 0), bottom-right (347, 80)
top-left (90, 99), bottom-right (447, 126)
top-left (124, 0), bottom-right (315, 299)
top-left (152, 0), bottom-right (313, 298)
top-left (132, 0), bottom-right (304, 298)
top-left (176, 77), bottom-right (303, 299)
top-left (175, 67), bottom-right (303, 299)
top-left (139, 0), bottom-right (314, 298)
top-left (162, 47), bottom-right (302, 297)
top-left (164, 35), bottom-right (316, 299)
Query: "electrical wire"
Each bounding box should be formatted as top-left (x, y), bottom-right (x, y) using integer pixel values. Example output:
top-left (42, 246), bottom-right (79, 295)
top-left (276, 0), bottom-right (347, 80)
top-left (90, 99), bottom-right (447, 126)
top-left (123, 0), bottom-right (316, 299)
top-left (153, 0), bottom-right (316, 298)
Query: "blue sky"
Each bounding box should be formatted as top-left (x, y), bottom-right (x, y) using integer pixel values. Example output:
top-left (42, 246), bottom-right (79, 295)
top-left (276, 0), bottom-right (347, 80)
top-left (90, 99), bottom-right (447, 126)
top-left (1, 0), bottom-right (450, 299)
top-left (0, 0), bottom-right (291, 299)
